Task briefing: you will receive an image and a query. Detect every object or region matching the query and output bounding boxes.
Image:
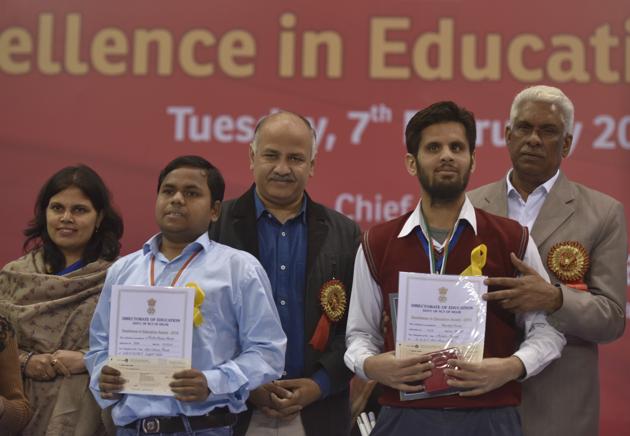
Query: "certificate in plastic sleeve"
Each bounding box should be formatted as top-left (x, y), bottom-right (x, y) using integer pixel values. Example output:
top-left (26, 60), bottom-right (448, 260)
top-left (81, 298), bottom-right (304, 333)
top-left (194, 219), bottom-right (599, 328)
top-left (392, 272), bottom-right (487, 401)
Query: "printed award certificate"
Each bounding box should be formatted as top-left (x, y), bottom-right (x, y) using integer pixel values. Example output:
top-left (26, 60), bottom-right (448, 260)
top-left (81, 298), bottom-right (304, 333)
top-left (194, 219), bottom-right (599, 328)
top-left (393, 272), bottom-right (487, 400)
top-left (108, 284), bottom-right (195, 396)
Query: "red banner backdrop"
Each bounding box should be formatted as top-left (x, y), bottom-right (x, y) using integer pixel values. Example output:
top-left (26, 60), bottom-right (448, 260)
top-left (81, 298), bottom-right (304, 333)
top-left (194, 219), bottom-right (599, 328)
top-left (1, 1), bottom-right (629, 433)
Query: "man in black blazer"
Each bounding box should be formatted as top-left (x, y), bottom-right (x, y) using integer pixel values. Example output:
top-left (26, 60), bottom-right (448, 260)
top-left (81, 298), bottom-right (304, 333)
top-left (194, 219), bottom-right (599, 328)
top-left (210, 111), bottom-right (361, 436)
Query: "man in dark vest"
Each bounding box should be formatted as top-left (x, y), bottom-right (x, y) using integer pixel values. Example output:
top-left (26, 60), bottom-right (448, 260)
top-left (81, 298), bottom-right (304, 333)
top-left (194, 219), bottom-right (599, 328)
top-left (210, 111), bottom-right (361, 436)
top-left (469, 86), bottom-right (627, 436)
top-left (344, 101), bottom-right (566, 436)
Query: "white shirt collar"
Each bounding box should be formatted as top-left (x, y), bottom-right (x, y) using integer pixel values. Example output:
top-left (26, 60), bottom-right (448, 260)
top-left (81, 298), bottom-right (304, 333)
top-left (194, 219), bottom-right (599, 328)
top-left (506, 169), bottom-right (560, 199)
top-left (398, 195), bottom-right (478, 239)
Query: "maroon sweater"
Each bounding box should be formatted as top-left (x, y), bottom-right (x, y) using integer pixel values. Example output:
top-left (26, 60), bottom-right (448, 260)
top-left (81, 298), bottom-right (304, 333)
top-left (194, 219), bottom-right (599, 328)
top-left (362, 207), bottom-right (529, 409)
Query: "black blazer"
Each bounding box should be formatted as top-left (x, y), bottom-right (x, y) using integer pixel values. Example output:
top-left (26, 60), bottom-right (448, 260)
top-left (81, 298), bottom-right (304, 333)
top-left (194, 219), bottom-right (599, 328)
top-left (209, 186), bottom-right (361, 436)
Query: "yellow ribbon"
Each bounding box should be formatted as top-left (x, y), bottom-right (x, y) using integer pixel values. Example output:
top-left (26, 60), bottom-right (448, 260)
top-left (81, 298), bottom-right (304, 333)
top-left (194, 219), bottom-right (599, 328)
top-left (185, 282), bottom-right (205, 327)
top-left (460, 244), bottom-right (487, 276)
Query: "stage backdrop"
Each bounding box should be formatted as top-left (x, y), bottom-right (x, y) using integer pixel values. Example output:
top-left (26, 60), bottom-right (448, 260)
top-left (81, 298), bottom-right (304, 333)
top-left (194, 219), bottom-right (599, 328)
top-left (1, 1), bottom-right (629, 433)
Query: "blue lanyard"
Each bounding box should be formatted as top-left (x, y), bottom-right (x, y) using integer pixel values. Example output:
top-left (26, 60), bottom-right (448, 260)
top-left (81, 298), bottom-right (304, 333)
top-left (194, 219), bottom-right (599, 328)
top-left (415, 221), bottom-right (466, 274)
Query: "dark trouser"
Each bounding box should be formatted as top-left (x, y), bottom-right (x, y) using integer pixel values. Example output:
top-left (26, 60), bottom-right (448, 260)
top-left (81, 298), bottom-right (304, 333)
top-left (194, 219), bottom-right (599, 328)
top-left (371, 406), bottom-right (522, 436)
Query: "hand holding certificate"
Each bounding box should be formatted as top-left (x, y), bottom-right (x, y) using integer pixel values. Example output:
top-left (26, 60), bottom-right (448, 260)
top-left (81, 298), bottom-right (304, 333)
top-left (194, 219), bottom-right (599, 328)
top-left (442, 355), bottom-right (526, 397)
top-left (169, 368), bottom-right (211, 402)
top-left (363, 351), bottom-right (433, 393)
top-left (107, 284), bottom-right (195, 396)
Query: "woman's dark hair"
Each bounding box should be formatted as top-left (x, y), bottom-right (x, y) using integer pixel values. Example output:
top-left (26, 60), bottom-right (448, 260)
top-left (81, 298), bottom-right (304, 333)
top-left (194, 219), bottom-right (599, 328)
top-left (23, 165), bottom-right (124, 273)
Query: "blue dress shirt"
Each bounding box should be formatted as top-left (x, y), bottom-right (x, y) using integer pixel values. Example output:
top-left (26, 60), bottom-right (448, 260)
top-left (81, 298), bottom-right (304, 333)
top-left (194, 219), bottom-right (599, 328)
top-left (85, 233), bottom-right (287, 426)
top-left (254, 193), bottom-right (331, 398)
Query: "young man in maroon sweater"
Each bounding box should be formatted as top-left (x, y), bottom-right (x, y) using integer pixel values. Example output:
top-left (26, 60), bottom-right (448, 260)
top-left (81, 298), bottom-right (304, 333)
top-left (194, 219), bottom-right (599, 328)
top-left (344, 101), bottom-right (565, 436)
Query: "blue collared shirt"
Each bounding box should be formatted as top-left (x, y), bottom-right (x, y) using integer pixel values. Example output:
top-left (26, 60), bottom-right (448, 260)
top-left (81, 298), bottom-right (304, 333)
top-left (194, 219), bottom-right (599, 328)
top-left (254, 192), bottom-right (331, 398)
top-left (85, 233), bottom-right (287, 426)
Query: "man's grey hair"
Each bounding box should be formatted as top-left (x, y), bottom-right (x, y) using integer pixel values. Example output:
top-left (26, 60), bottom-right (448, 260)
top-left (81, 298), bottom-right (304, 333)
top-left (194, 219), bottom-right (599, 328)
top-left (509, 85), bottom-right (575, 135)
top-left (250, 111), bottom-right (318, 159)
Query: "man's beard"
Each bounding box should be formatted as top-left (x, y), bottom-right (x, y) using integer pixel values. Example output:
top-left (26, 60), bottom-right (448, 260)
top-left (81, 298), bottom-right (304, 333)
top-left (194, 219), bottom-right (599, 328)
top-left (416, 159), bottom-right (472, 205)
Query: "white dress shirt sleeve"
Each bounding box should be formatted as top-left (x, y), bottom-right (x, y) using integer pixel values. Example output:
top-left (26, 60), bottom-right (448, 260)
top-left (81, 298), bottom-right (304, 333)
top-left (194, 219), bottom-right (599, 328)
top-left (344, 246), bottom-right (385, 380)
top-left (512, 235), bottom-right (566, 379)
